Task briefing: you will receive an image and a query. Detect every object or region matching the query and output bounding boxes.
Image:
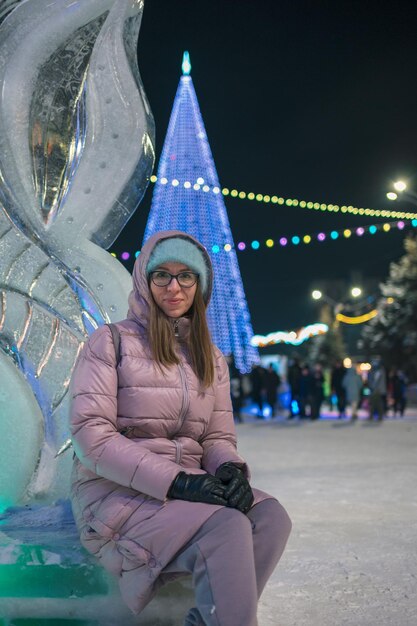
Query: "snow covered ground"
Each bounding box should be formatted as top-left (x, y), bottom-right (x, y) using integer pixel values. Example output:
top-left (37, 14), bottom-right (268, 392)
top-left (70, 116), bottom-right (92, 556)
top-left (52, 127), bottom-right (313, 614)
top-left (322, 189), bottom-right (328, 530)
top-left (242, 411), bottom-right (417, 626)
top-left (1, 411), bottom-right (416, 625)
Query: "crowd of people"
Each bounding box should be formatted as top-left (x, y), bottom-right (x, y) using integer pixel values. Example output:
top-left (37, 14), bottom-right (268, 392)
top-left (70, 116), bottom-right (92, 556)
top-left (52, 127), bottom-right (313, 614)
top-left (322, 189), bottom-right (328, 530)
top-left (227, 356), bottom-right (409, 423)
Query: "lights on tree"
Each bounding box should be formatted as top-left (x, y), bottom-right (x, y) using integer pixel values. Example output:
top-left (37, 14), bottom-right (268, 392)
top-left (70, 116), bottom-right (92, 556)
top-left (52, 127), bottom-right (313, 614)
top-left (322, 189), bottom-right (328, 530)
top-left (140, 55), bottom-right (259, 373)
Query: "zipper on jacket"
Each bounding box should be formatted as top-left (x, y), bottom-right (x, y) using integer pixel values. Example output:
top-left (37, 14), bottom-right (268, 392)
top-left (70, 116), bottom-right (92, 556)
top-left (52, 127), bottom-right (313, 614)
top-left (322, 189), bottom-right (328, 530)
top-left (173, 319), bottom-right (179, 337)
top-left (173, 439), bottom-right (182, 464)
top-left (176, 361), bottom-right (190, 433)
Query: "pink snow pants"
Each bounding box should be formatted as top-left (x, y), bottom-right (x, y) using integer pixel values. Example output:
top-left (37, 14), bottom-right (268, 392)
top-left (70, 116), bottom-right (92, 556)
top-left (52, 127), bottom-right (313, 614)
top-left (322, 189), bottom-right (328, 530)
top-left (162, 498), bottom-right (292, 626)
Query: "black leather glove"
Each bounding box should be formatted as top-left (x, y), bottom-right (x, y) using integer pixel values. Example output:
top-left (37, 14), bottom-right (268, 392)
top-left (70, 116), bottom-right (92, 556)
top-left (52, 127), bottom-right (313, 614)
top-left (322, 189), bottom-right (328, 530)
top-left (167, 471), bottom-right (228, 506)
top-left (215, 462), bottom-right (254, 514)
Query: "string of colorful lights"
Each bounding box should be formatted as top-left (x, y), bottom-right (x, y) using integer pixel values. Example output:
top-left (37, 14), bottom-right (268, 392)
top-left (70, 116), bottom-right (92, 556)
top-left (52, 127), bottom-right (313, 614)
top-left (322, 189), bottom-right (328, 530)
top-left (249, 309), bottom-right (380, 347)
top-left (149, 175), bottom-right (417, 220)
top-left (251, 323), bottom-right (329, 347)
top-left (111, 218), bottom-right (417, 261)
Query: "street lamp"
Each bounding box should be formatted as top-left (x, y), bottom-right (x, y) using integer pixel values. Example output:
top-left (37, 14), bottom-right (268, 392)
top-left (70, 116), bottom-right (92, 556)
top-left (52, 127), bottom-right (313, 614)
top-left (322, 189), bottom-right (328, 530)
top-left (393, 180), bottom-right (407, 192)
top-left (311, 287), bottom-right (364, 328)
top-left (310, 290), bottom-right (343, 322)
top-left (310, 289), bottom-right (366, 358)
top-left (311, 288), bottom-right (363, 305)
top-left (386, 179), bottom-right (417, 206)
top-left (311, 288), bottom-right (335, 303)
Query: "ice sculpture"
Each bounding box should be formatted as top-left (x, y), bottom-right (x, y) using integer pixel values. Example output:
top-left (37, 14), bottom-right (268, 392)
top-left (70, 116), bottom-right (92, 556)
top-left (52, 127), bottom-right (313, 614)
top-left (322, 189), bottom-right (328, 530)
top-left (0, 0), bottom-right (155, 507)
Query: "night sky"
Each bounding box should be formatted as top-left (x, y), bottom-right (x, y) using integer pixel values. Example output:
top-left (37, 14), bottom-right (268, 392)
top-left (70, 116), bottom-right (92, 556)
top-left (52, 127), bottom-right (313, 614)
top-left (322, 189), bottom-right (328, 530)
top-left (114, 0), bottom-right (417, 336)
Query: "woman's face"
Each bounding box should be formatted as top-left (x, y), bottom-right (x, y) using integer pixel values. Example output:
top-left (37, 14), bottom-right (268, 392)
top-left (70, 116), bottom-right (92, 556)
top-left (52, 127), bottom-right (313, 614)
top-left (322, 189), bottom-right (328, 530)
top-left (150, 262), bottom-right (198, 318)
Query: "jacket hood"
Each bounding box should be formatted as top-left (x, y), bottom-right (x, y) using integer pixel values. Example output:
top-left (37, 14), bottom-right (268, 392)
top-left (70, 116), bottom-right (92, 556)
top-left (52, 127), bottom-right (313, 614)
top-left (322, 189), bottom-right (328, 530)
top-left (127, 230), bottom-right (213, 326)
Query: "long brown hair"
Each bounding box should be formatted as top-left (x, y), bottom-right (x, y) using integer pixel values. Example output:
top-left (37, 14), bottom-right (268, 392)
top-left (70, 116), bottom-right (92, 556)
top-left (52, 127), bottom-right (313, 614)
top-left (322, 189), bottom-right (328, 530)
top-left (148, 284), bottom-right (215, 388)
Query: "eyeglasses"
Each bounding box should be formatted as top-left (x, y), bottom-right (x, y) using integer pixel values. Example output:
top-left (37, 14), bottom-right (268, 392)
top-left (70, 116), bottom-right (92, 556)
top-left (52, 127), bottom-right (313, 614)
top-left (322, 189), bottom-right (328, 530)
top-left (150, 270), bottom-right (199, 288)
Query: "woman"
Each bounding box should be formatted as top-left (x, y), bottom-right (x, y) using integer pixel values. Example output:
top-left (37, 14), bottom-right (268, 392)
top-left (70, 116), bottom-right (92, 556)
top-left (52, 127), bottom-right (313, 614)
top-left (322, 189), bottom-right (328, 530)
top-left (70, 230), bottom-right (291, 625)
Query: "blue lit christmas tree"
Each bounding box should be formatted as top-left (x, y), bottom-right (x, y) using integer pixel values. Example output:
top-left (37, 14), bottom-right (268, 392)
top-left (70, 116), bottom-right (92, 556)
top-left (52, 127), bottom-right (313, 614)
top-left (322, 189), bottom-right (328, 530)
top-left (144, 52), bottom-right (259, 372)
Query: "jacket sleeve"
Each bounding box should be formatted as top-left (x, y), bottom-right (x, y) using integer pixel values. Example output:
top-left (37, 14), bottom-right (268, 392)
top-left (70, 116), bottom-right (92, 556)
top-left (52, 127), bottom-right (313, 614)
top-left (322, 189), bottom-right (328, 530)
top-left (70, 326), bottom-right (183, 501)
top-left (200, 351), bottom-right (250, 478)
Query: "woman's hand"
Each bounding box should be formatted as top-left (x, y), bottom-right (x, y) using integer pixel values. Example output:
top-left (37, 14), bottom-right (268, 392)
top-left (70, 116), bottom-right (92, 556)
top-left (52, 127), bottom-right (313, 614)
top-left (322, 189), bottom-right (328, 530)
top-left (215, 462), bottom-right (254, 514)
top-left (167, 471), bottom-right (228, 506)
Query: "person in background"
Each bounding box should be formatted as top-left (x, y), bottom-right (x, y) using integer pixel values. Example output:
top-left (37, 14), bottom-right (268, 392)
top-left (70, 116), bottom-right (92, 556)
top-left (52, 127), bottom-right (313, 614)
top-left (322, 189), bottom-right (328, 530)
top-left (227, 354), bottom-right (244, 423)
top-left (265, 363), bottom-right (281, 417)
top-left (70, 230), bottom-right (291, 625)
top-left (287, 356), bottom-right (302, 418)
top-left (310, 363), bottom-right (325, 420)
top-left (298, 364), bottom-right (312, 418)
top-left (331, 360), bottom-right (347, 418)
top-left (389, 368), bottom-right (408, 417)
top-left (342, 364), bottom-right (363, 421)
top-left (250, 363), bottom-right (266, 419)
top-left (367, 359), bottom-right (387, 421)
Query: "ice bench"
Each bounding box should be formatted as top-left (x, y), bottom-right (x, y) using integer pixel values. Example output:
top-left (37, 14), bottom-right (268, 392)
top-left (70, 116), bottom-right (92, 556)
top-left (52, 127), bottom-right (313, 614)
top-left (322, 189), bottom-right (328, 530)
top-left (0, 501), bottom-right (192, 625)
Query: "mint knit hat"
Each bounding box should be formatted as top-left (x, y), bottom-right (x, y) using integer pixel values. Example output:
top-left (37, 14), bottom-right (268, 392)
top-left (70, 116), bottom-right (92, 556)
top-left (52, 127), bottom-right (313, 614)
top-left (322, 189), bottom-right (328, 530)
top-left (146, 236), bottom-right (209, 296)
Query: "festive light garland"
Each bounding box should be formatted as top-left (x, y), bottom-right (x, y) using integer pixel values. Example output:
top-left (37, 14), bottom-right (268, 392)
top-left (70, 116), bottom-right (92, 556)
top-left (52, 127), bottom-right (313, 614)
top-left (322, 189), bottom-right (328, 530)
top-left (250, 309), bottom-right (380, 349)
top-left (111, 218), bottom-right (417, 260)
top-left (335, 310), bottom-right (378, 325)
top-left (149, 175), bottom-right (417, 220)
top-left (251, 323), bottom-right (329, 347)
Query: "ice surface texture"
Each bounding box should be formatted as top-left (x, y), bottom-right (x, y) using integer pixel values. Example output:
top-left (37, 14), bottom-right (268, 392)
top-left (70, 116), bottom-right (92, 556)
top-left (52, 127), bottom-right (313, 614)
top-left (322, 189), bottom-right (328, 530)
top-left (0, 0), bottom-right (155, 506)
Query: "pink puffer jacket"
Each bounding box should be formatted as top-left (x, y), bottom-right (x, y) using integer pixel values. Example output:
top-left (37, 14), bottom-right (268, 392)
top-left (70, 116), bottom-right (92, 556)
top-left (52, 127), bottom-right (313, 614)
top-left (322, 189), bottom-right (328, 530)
top-left (70, 231), bottom-right (271, 614)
